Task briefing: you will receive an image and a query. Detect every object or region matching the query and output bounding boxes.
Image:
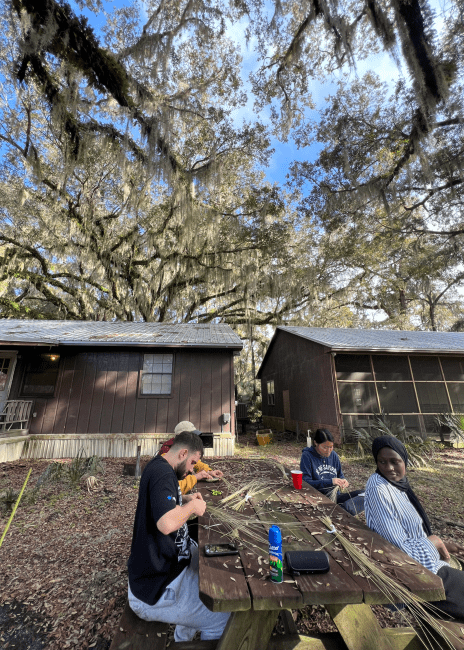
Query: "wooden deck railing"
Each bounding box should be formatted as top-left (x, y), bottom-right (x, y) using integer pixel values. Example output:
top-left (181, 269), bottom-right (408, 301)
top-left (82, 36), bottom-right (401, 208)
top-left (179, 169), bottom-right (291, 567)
top-left (0, 400), bottom-right (33, 432)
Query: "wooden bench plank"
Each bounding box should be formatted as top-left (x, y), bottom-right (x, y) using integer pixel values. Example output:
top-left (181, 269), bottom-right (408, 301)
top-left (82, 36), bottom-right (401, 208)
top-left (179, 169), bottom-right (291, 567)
top-left (169, 628), bottom-right (428, 650)
top-left (109, 600), bottom-right (169, 650)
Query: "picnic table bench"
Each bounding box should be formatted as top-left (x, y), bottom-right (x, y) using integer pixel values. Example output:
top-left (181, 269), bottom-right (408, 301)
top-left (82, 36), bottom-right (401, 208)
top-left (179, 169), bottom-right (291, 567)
top-left (111, 460), bottom-right (464, 650)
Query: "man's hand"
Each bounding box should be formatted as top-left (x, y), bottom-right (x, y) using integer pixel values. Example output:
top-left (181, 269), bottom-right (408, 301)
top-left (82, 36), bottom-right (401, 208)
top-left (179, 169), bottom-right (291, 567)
top-left (208, 469), bottom-right (223, 478)
top-left (332, 478), bottom-right (349, 489)
top-left (187, 492), bottom-right (206, 516)
top-left (194, 470), bottom-right (210, 481)
top-left (157, 494), bottom-right (206, 534)
top-left (428, 535), bottom-right (451, 561)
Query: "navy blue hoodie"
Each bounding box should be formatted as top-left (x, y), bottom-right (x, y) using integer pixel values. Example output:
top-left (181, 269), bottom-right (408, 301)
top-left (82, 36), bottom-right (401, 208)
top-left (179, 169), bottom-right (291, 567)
top-left (300, 445), bottom-right (345, 494)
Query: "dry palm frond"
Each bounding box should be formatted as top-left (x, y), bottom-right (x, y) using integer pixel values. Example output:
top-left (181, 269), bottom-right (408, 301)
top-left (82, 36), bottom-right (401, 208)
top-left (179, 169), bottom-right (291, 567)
top-left (318, 515), bottom-right (459, 650)
top-left (326, 485), bottom-right (340, 503)
top-left (218, 480), bottom-right (275, 511)
top-left (270, 460), bottom-right (289, 480)
top-left (86, 476), bottom-right (103, 493)
top-left (205, 498), bottom-right (314, 556)
top-left (206, 505), bottom-right (270, 554)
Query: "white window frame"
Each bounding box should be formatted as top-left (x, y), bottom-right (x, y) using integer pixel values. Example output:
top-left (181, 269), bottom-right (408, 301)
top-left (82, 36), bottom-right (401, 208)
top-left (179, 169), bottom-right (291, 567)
top-left (267, 379), bottom-right (275, 406)
top-left (140, 353), bottom-right (174, 396)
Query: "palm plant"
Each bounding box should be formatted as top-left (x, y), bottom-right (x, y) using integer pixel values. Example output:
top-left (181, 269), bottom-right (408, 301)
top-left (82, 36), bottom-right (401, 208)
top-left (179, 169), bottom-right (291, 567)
top-left (350, 413), bottom-right (434, 467)
top-left (434, 413), bottom-right (464, 445)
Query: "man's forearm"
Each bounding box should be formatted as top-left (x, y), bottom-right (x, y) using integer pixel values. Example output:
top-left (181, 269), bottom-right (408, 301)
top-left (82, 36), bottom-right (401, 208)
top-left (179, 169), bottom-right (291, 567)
top-left (157, 502), bottom-right (199, 535)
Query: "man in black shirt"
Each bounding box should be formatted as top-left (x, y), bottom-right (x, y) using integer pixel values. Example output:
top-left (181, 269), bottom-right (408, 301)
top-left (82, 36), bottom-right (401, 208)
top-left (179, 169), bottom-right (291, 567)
top-left (128, 431), bottom-right (230, 642)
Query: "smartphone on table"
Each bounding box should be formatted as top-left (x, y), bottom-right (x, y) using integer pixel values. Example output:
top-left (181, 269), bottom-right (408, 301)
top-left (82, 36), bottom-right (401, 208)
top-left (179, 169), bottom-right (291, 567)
top-left (204, 544), bottom-right (238, 556)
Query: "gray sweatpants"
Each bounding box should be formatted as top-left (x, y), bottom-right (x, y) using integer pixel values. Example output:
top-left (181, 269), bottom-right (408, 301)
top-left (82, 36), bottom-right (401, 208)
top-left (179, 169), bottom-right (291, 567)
top-left (128, 546), bottom-right (230, 641)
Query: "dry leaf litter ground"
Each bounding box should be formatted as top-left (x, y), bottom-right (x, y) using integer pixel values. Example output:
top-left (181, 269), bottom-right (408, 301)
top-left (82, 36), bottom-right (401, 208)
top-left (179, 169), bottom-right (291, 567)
top-left (1, 431), bottom-right (463, 649)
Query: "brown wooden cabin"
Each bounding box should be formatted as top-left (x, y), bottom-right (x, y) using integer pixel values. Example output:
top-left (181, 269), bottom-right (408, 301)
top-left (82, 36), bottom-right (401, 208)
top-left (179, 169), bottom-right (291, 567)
top-left (0, 321), bottom-right (242, 461)
top-left (258, 326), bottom-right (464, 445)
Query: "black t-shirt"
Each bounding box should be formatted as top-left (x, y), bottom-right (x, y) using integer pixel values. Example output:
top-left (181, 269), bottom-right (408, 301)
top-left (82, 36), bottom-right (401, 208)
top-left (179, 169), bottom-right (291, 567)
top-left (128, 455), bottom-right (192, 605)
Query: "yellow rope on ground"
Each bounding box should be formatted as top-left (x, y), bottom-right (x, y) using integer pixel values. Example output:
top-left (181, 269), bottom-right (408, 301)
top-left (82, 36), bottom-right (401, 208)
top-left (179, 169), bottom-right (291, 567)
top-left (0, 468), bottom-right (32, 549)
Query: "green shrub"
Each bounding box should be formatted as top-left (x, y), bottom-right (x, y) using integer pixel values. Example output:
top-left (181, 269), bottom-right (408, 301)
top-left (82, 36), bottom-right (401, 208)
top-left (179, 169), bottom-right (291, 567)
top-left (35, 449), bottom-right (105, 491)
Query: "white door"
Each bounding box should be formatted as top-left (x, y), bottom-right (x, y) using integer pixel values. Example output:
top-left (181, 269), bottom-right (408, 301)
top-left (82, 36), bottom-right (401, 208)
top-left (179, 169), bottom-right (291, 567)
top-left (0, 351), bottom-right (18, 413)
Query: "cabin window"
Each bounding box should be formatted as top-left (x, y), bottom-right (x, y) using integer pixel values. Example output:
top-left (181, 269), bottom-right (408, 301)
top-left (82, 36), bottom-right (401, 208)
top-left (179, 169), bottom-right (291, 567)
top-left (267, 380), bottom-right (275, 405)
top-left (140, 354), bottom-right (173, 395)
top-left (0, 357), bottom-right (11, 391)
top-left (21, 354), bottom-right (60, 396)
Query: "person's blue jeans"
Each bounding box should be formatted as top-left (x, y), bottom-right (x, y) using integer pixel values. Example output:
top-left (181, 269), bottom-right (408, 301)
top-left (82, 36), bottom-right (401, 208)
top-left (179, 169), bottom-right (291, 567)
top-left (337, 490), bottom-right (365, 516)
top-left (128, 545), bottom-right (230, 641)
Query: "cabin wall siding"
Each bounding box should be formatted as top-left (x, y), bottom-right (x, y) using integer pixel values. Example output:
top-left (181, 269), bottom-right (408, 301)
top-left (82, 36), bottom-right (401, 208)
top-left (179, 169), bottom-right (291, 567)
top-left (260, 330), bottom-right (340, 441)
top-left (8, 347), bottom-right (235, 435)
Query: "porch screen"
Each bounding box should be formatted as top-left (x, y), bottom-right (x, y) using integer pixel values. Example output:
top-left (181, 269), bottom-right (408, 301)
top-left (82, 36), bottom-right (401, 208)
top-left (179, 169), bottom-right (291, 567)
top-left (377, 382), bottom-right (418, 412)
top-left (335, 355), bottom-right (372, 380)
top-left (447, 383), bottom-right (464, 411)
top-left (337, 352), bottom-right (464, 438)
top-left (441, 358), bottom-right (464, 381)
top-left (338, 382), bottom-right (378, 413)
top-left (141, 354), bottom-right (173, 395)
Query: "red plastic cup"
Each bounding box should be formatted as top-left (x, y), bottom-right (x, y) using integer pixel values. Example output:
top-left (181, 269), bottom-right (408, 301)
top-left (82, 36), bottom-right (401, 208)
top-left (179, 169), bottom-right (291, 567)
top-left (291, 470), bottom-right (303, 490)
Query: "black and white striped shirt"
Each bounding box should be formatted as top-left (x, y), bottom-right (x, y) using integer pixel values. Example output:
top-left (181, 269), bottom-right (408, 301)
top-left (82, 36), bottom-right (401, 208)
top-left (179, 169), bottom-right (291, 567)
top-left (365, 473), bottom-right (449, 574)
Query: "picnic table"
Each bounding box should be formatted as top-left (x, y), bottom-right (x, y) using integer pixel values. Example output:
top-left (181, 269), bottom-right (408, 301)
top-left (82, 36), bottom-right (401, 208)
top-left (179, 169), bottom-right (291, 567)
top-left (197, 461), bottom-right (459, 650)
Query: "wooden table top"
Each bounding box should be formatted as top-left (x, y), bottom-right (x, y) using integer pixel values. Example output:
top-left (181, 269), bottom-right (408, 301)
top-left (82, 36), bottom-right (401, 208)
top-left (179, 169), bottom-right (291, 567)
top-left (197, 462), bottom-right (445, 614)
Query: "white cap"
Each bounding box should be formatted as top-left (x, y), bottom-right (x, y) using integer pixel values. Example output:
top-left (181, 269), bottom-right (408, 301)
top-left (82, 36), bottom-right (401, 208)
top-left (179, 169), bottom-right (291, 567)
top-left (174, 421), bottom-right (197, 435)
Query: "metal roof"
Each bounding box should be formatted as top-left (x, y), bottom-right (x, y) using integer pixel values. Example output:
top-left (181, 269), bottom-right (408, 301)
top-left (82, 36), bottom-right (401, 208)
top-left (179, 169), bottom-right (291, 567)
top-left (277, 326), bottom-right (464, 353)
top-left (257, 326), bottom-right (464, 377)
top-left (0, 320), bottom-right (243, 349)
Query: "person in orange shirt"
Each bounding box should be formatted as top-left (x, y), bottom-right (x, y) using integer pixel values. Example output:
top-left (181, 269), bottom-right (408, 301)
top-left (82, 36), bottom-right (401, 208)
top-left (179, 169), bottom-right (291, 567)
top-left (158, 421), bottom-right (223, 494)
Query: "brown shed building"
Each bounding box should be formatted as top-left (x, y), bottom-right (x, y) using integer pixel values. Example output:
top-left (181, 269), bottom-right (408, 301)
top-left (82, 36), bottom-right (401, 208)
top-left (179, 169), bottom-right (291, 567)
top-left (0, 320), bottom-right (242, 461)
top-left (258, 326), bottom-right (464, 444)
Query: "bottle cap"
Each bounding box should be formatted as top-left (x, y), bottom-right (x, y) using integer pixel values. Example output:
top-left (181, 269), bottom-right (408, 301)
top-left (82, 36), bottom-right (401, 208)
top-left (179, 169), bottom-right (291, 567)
top-left (269, 525), bottom-right (282, 544)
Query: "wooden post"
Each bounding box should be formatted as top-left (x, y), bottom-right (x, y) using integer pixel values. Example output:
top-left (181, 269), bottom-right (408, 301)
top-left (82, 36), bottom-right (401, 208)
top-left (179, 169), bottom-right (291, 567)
top-left (296, 422), bottom-right (300, 442)
top-left (135, 445), bottom-right (141, 479)
top-left (326, 603), bottom-right (395, 650)
top-left (216, 609), bottom-right (279, 650)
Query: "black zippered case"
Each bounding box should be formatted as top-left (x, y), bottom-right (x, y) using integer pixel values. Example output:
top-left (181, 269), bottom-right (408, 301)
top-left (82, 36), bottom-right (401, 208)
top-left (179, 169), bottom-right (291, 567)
top-left (285, 550), bottom-right (330, 576)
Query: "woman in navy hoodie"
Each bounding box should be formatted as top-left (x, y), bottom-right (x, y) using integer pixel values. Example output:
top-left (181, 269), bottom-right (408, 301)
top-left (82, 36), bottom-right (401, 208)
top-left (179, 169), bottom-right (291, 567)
top-left (300, 428), bottom-right (364, 515)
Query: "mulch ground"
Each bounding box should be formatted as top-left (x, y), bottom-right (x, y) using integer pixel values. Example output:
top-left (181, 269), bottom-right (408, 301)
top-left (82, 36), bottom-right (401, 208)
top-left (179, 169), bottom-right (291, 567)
top-left (1, 434), bottom-right (463, 649)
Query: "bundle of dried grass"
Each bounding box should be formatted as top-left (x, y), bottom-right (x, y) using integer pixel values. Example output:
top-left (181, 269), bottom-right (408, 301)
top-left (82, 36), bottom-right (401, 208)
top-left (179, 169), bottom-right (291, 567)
top-left (318, 514), bottom-right (459, 650)
top-left (218, 480), bottom-right (273, 512)
top-left (206, 504), bottom-right (270, 554)
top-left (326, 485), bottom-right (340, 503)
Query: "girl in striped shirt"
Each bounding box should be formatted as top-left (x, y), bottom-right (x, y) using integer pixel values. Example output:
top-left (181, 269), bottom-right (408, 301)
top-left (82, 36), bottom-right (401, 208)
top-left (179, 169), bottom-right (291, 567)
top-left (365, 435), bottom-right (464, 621)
